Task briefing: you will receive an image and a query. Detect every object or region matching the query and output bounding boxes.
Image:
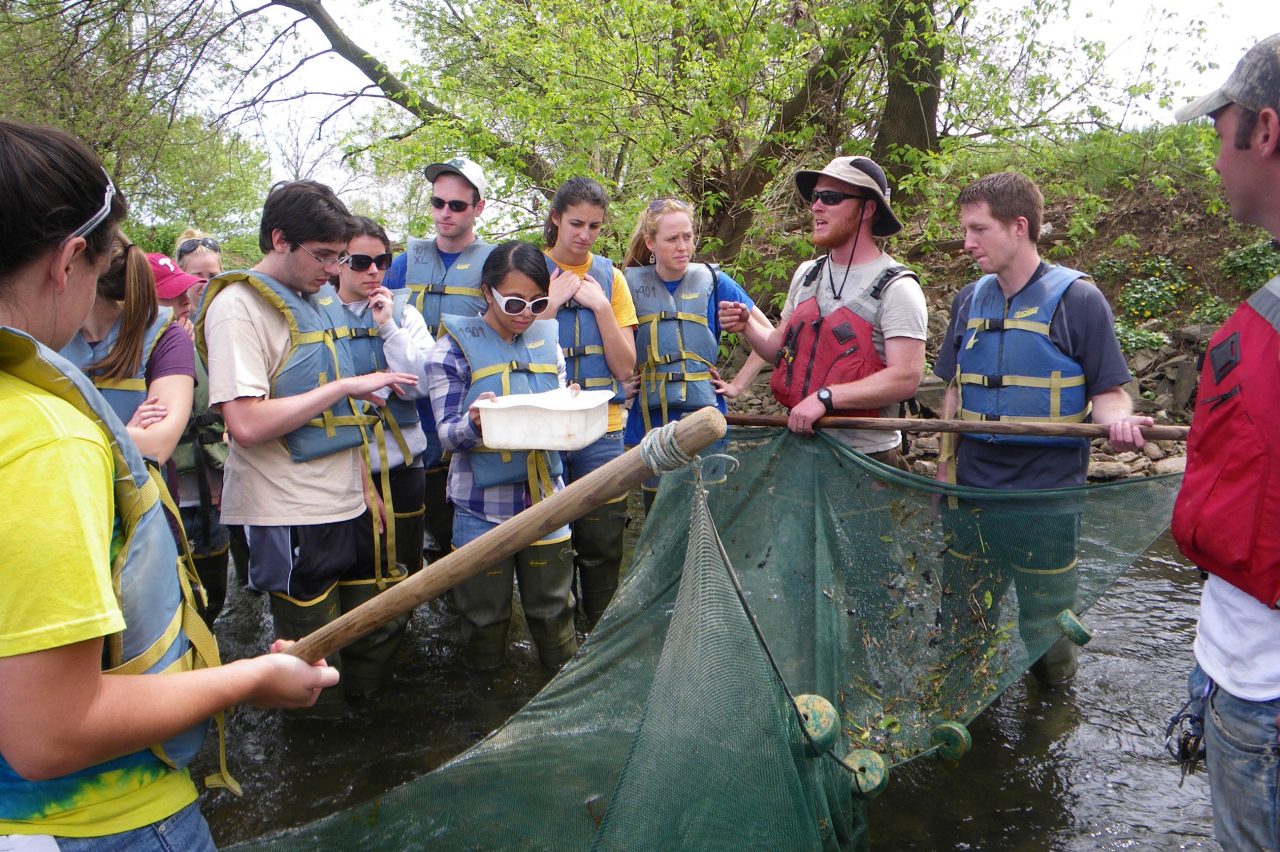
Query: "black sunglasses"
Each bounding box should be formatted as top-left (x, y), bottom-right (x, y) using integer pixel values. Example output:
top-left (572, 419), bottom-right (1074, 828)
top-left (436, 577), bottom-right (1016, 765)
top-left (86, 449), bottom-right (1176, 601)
top-left (339, 253), bottom-right (393, 272)
top-left (808, 189), bottom-right (868, 206)
top-left (177, 237), bottom-right (220, 258)
top-left (431, 196), bottom-right (473, 213)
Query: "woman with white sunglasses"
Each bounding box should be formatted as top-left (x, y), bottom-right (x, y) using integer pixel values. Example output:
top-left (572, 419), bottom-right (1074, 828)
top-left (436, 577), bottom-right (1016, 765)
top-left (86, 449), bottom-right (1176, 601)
top-left (426, 241), bottom-right (579, 672)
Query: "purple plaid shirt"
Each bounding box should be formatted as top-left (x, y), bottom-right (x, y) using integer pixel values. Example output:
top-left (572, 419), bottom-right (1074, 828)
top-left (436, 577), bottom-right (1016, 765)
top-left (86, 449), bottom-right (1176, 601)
top-left (425, 324), bottom-right (567, 523)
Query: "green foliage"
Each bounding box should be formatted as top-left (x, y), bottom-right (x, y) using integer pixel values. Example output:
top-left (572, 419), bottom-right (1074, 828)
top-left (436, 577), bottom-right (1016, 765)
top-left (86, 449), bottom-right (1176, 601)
top-left (1188, 293), bottom-right (1236, 325)
top-left (1114, 254), bottom-right (1192, 319)
top-left (1219, 240), bottom-right (1280, 292)
top-left (1113, 321), bottom-right (1169, 354)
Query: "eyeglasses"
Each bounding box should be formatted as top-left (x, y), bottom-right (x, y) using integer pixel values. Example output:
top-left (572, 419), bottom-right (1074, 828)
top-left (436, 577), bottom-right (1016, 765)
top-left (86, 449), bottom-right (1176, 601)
top-left (339, 252), bottom-right (393, 272)
top-left (648, 197), bottom-right (691, 212)
top-left (808, 189), bottom-right (868, 207)
top-left (431, 196), bottom-right (473, 213)
top-left (490, 291), bottom-right (550, 316)
top-left (68, 168), bottom-right (117, 241)
top-left (295, 243), bottom-right (340, 265)
top-left (177, 237), bottom-right (220, 259)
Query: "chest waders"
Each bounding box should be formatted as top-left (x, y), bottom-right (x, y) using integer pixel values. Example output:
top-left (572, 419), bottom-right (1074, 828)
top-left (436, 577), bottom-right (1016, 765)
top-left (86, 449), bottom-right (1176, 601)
top-left (0, 327), bottom-right (239, 797)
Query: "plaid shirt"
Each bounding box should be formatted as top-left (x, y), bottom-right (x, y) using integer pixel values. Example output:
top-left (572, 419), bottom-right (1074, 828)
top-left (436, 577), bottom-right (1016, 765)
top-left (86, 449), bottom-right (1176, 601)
top-left (425, 323), bottom-right (567, 523)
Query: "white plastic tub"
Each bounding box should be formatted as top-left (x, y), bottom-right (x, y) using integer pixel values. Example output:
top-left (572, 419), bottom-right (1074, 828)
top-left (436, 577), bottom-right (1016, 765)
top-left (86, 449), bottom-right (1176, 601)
top-left (474, 387), bottom-right (614, 451)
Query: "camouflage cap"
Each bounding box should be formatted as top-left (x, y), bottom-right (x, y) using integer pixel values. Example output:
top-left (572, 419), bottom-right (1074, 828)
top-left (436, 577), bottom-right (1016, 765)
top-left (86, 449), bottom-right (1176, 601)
top-left (1176, 33), bottom-right (1280, 123)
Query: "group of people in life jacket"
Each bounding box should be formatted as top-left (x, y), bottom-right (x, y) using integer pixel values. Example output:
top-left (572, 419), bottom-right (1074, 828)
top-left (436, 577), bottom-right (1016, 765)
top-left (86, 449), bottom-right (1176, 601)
top-left (8, 39), bottom-right (1280, 842)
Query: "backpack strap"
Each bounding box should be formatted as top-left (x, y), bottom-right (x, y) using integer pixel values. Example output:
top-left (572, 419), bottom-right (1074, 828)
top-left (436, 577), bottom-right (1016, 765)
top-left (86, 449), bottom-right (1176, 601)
top-left (869, 264), bottom-right (917, 300)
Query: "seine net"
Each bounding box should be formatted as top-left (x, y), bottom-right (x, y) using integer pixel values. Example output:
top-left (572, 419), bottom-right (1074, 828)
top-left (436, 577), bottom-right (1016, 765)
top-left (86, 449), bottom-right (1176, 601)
top-left (238, 427), bottom-right (1182, 850)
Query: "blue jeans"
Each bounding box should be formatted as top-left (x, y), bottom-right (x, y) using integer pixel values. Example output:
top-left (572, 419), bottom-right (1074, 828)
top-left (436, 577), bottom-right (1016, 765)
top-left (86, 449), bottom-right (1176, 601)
top-left (560, 431), bottom-right (623, 484)
top-left (1192, 663), bottom-right (1280, 849)
top-left (53, 800), bottom-right (215, 851)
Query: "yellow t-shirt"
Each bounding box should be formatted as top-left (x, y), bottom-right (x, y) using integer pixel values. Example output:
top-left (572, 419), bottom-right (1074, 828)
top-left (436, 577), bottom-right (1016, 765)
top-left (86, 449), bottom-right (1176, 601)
top-left (544, 252), bottom-right (639, 432)
top-left (0, 370), bottom-right (197, 836)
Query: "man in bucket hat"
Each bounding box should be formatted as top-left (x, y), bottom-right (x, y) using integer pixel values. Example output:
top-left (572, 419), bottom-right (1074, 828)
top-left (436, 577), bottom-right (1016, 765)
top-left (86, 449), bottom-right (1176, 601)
top-left (720, 154), bottom-right (927, 469)
top-left (1170, 34), bottom-right (1280, 850)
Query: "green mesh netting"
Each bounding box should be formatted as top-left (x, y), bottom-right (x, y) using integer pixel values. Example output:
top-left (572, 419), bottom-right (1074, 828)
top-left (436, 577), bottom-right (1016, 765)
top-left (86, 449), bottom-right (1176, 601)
top-left (237, 427), bottom-right (1181, 850)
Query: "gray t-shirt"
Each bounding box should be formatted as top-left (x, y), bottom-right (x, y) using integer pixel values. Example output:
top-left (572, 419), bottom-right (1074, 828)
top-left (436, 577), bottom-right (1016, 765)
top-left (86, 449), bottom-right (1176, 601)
top-left (933, 263), bottom-right (1132, 489)
top-left (781, 252), bottom-right (928, 454)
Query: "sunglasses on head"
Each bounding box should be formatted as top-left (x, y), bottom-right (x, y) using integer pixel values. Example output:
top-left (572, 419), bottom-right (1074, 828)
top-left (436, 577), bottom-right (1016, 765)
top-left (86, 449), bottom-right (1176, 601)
top-left (647, 196), bottom-right (691, 212)
top-left (177, 237), bottom-right (220, 258)
top-left (808, 189), bottom-right (868, 206)
top-left (339, 252), bottom-right (393, 272)
top-left (490, 291), bottom-right (550, 316)
top-left (431, 196), bottom-right (473, 213)
top-left (68, 168), bottom-right (117, 241)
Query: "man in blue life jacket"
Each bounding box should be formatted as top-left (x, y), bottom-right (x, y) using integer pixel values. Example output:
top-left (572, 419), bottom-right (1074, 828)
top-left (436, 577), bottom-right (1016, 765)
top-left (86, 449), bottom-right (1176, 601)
top-left (384, 157), bottom-right (492, 565)
top-left (197, 181), bottom-right (417, 714)
top-left (933, 171), bottom-right (1150, 684)
top-left (1171, 33), bottom-right (1280, 849)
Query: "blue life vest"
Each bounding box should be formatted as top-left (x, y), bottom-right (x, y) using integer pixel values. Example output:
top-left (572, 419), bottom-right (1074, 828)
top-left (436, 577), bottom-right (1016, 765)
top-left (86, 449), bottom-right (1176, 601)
top-left (316, 285), bottom-right (421, 464)
top-left (0, 327), bottom-right (234, 794)
top-left (545, 254), bottom-right (625, 402)
top-left (624, 263), bottom-right (719, 431)
top-left (955, 266), bottom-right (1089, 447)
top-left (441, 314), bottom-right (564, 497)
top-left (195, 271), bottom-right (373, 462)
top-left (59, 308), bottom-right (175, 426)
top-left (404, 238), bottom-right (490, 336)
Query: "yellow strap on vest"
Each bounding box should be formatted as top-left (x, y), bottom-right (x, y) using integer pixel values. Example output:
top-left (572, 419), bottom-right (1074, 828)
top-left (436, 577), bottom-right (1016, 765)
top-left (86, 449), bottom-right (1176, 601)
top-left (637, 350), bottom-right (716, 433)
top-left (356, 413), bottom-right (396, 591)
top-left (93, 377), bottom-right (147, 392)
top-left (149, 463), bottom-right (207, 608)
top-left (525, 450), bottom-right (556, 505)
top-left (956, 372), bottom-right (1086, 390)
top-left (442, 285), bottom-right (482, 297)
top-left (105, 608), bottom-right (183, 675)
top-left (380, 405), bottom-right (414, 465)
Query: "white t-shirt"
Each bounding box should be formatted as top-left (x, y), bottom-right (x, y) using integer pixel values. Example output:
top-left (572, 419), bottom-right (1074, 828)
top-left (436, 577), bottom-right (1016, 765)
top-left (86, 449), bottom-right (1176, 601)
top-left (1195, 575), bottom-right (1280, 701)
top-left (779, 252), bottom-right (928, 454)
top-left (203, 282), bottom-right (364, 526)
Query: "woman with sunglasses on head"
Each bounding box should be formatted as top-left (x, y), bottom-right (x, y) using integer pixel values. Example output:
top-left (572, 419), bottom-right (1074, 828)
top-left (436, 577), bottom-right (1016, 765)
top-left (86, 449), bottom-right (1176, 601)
top-left (174, 230), bottom-right (221, 312)
top-left (315, 217), bottom-right (435, 692)
top-left (0, 121), bottom-right (335, 849)
top-left (426, 241), bottom-right (579, 671)
top-left (541, 177), bottom-right (638, 627)
top-left (60, 231), bottom-right (196, 467)
top-left (622, 198), bottom-right (774, 512)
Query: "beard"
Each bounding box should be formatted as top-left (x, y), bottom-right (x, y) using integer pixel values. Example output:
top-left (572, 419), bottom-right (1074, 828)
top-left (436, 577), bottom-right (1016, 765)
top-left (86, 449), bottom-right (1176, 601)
top-left (811, 209), bottom-right (860, 249)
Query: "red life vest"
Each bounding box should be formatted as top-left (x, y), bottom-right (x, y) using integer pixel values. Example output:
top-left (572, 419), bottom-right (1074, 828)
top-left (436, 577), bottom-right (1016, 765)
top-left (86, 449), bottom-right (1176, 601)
top-left (770, 259), bottom-right (914, 417)
top-left (1172, 282), bottom-right (1280, 607)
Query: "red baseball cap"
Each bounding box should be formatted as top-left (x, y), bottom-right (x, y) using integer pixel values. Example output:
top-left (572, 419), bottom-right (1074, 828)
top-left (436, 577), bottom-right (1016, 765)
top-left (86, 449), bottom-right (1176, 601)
top-left (148, 253), bottom-right (203, 300)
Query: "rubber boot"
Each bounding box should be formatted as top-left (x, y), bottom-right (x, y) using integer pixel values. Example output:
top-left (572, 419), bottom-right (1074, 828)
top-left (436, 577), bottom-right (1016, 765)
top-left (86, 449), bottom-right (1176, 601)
top-left (463, 622), bottom-right (511, 670)
top-left (269, 586), bottom-right (345, 718)
top-left (526, 615), bottom-right (580, 672)
top-left (1030, 636), bottom-right (1079, 685)
top-left (193, 546), bottom-right (230, 628)
top-left (573, 504), bottom-right (625, 626)
top-left (229, 524), bottom-right (251, 586)
top-left (338, 566), bottom-right (410, 697)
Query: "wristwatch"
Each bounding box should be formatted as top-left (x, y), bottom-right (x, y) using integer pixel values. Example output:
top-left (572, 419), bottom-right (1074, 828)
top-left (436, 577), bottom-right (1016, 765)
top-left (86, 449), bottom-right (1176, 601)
top-left (817, 387), bottom-right (835, 414)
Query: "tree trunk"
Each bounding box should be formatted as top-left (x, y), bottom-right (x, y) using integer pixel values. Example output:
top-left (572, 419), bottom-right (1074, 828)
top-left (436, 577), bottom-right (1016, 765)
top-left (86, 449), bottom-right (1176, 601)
top-left (871, 0), bottom-right (944, 192)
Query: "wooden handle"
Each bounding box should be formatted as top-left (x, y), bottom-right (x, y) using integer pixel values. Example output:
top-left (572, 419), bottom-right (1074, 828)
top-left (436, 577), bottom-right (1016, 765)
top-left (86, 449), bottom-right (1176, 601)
top-left (724, 413), bottom-right (1189, 441)
top-left (287, 407), bottom-right (728, 663)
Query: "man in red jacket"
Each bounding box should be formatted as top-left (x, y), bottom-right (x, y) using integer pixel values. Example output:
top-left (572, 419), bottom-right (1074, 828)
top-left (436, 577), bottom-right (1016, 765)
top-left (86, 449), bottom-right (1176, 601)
top-left (1172, 32), bottom-right (1280, 850)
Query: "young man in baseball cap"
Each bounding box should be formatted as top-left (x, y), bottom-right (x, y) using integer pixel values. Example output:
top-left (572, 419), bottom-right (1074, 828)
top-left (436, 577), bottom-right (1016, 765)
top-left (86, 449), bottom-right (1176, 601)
top-left (384, 157), bottom-right (493, 566)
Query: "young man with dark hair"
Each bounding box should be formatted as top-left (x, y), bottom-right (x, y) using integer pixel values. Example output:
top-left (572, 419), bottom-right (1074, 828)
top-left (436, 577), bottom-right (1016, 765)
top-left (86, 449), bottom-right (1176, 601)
top-left (384, 158), bottom-right (492, 564)
top-left (720, 155), bottom-right (927, 469)
top-left (933, 171), bottom-right (1149, 682)
top-left (1172, 33), bottom-right (1280, 849)
top-left (197, 180), bottom-right (417, 713)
